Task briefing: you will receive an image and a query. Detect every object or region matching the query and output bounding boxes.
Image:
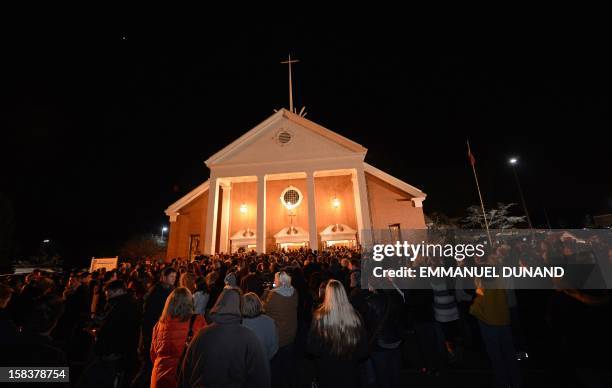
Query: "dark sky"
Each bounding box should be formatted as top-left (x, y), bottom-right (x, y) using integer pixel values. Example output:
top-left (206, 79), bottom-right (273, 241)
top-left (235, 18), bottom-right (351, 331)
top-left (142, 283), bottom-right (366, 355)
top-left (1, 21), bottom-right (611, 266)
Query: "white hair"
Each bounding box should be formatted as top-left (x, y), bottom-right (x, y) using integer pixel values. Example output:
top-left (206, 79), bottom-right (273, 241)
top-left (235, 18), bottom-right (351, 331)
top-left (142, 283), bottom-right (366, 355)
top-left (275, 271), bottom-right (292, 288)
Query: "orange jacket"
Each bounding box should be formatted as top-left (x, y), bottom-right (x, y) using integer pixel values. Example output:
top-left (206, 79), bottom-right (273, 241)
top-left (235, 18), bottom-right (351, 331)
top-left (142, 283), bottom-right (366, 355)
top-left (150, 315), bottom-right (206, 388)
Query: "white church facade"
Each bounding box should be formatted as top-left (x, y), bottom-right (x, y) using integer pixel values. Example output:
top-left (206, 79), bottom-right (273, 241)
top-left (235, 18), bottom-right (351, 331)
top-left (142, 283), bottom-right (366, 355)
top-left (165, 108), bottom-right (427, 259)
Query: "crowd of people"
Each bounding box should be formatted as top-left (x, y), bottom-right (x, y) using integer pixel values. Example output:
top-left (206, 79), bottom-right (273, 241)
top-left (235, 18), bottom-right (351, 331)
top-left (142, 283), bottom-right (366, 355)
top-left (0, 238), bottom-right (611, 387)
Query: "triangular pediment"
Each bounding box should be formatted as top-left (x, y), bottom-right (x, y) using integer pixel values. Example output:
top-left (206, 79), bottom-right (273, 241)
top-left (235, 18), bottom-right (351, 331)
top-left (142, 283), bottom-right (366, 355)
top-left (205, 109), bottom-right (367, 167)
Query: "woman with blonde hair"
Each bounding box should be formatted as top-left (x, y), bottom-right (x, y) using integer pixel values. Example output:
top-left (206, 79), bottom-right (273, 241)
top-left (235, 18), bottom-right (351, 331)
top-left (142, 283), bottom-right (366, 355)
top-left (150, 287), bottom-right (206, 388)
top-left (178, 272), bottom-right (196, 293)
top-left (307, 279), bottom-right (368, 388)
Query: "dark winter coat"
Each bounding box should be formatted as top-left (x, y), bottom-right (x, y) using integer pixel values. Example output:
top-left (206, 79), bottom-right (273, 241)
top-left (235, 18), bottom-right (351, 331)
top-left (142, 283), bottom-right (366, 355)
top-left (94, 293), bottom-right (141, 360)
top-left (306, 317), bottom-right (369, 388)
top-left (141, 283), bottom-right (173, 352)
top-left (178, 288), bottom-right (270, 388)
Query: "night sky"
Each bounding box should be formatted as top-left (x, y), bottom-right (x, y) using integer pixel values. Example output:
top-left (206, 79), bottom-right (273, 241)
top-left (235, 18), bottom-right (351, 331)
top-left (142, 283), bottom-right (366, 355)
top-left (2, 22), bottom-right (611, 267)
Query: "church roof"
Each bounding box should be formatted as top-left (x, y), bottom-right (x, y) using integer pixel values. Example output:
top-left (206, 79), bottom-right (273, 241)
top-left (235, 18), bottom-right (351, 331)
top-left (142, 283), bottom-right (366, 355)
top-left (165, 179), bottom-right (210, 216)
top-left (363, 163), bottom-right (426, 199)
top-left (205, 109), bottom-right (367, 167)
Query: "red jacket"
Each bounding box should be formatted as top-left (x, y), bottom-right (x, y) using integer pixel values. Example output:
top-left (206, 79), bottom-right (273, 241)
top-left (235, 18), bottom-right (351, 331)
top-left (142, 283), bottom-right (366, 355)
top-left (150, 315), bottom-right (206, 388)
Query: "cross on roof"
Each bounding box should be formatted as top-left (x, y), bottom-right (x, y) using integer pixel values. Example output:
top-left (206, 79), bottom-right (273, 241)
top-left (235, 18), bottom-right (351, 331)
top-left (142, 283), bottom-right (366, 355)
top-left (280, 54), bottom-right (300, 113)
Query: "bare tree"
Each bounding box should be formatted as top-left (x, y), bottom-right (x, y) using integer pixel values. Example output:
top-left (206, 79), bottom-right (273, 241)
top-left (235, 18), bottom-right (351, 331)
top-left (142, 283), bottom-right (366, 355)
top-left (426, 211), bottom-right (461, 231)
top-left (462, 203), bottom-right (526, 229)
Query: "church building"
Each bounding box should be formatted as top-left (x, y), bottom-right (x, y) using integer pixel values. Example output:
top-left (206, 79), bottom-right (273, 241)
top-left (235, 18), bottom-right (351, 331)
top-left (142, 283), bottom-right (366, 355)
top-left (165, 108), bottom-right (427, 259)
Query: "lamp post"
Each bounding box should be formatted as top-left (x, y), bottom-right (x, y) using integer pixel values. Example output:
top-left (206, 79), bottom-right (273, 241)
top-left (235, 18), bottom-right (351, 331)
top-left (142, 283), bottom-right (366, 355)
top-left (161, 226), bottom-right (168, 240)
top-left (509, 157), bottom-right (533, 229)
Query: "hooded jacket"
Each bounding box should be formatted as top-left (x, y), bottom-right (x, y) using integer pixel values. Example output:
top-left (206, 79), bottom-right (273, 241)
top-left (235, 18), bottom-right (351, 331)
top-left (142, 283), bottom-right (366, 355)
top-left (178, 289), bottom-right (270, 388)
top-left (263, 286), bottom-right (298, 347)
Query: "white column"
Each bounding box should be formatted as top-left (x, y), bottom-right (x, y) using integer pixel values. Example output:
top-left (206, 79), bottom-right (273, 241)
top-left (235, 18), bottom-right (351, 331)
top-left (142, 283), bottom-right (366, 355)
top-left (306, 171), bottom-right (318, 252)
top-left (204, 176), bottom-right (220, 255)
top-left (219, 182), bottom-right (232, 253)
top-left (256, 174), bottom-right (267, 254)
top-left (352, 168), bottom-right (373, 249)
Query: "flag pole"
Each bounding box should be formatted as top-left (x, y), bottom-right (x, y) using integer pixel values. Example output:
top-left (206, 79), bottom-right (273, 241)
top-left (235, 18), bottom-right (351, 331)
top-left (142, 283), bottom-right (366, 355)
top-left (467, 139), bottom-right (493, 246)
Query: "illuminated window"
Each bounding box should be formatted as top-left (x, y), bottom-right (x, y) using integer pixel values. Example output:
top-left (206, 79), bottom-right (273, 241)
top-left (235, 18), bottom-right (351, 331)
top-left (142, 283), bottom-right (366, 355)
top-left (280, 186), bottom-right (303, 209)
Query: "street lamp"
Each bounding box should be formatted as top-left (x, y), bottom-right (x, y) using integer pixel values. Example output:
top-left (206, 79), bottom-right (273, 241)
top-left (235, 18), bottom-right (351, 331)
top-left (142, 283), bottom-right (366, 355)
top-left (508, 157), bottom-right (533, 229)
top-left (161, 226), bottom-right (168, 240)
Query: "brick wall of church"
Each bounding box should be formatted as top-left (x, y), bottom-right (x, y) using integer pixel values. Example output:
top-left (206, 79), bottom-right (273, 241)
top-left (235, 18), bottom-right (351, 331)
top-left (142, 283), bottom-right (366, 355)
top-left (365, 172), bottom-right (426, 232)
top-left (314, 175), bottom-right (358, 239)
top-left (166, 191), bottom-right (208, 260)
top-left (228, 181), bottom-right (258, 241)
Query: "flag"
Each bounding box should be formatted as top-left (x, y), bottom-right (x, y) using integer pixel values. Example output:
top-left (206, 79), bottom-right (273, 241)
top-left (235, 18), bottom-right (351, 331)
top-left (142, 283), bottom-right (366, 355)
top-left (467, 141), bottom-right (476, 166)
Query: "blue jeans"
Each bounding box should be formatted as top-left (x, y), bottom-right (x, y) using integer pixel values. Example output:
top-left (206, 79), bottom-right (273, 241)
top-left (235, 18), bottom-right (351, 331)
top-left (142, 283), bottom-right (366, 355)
top-left (478, 320), bottom-right (522, 388)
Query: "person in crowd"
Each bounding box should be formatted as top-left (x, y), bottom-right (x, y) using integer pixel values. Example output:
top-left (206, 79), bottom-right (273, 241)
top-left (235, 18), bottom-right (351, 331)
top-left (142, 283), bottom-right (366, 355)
top-left (240, 262), bottom-right (264, 296)
top-left (339, 258), bottom-right (351, 290)
top-left (91, 270), bottom-right (117, 317)
top-left (308, 272), bottom-right (323, 306)
top-left (548, 275), bottom-right (611, 386)
top-left (192, 277), bottom-right (209, 316)
top-left (133, 267), bottom-right (177, 388)
top-left (363, 288), bottom-right (405, 388)
top-left (94, 280), bottom-right (141, 365)
top-left (348, 259), bottom-right (361, 291)
top-left (55, 272), bottom-right (91, 342)
top-left (151, 287), bottom-right (206, 388)
top-left (263, 271), bottom-right (298, 388)
top-left (303, 255), bottom-right (319, 280)
top-left (205, 271), bottom-right (222, 310)
top-left (224, 271), bottom-right (238, 288)
top-left (236, 260), bottom-right (250, 285)
top-left (6, 294), bottom-right (67, 366)
top-left (0, 283), bottom-right (17, 344)
top-left (328, 258), bottom-right (342, 282)
top-left (179, 272), bottom-right (196, 293)
top-left (288, 264), bottom-right (310, 355)
top-left (241, 292), bottom-right (279, 360)
top-left (79, 280), bottom-right (141, 387)
top-left (177, 288), bottom-right (270, 388)
top-left (470, 279), bottom-right (521, 388)
top-left (258, 262), bottom-right (273, 285)
top-left (128, 278), bottom-right (147, 301)
top-left (307, 279), bottom-right (369, 388)
top-left (405, 287), bottom-right (440, 376)
top-left (431, 277), bottom-right (462, 363)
